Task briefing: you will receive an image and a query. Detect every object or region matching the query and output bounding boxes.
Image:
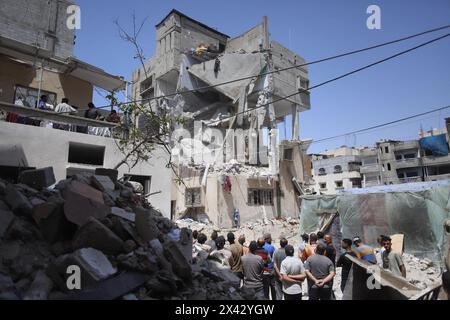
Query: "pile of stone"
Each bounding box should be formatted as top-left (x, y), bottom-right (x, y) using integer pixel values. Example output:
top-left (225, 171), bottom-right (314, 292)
top-left (0, 167), bottom-right (244, 300)
top-left (403, 253), bottom-right (442, 290)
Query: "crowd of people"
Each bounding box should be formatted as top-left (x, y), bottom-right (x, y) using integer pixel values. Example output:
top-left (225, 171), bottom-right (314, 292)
top-left (191, 230), bottom-right (450, 300)
top-left (6, 95), bottom-right (121, 136)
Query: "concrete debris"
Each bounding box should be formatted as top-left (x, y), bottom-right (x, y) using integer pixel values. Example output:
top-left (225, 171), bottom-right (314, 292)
top-left (72, 217), bottom-right (125, 255)
top-left (18, 167), bottom-right (56, 190)
top-left (91, 175), bottom-right (115, 192)
top-left (23, 270), bottom-right (53, 300)
top-left (0, 173), bottom-right (244, 300)
top-left (0, 209), bottom-right (14, 238)
top-left (62, 180), bottom-right (109, 226)
top-left (94, 168), bottom-right (118, 183)
top-left (403, 253), bottom-right (441, 290)
top-left (5, 184), bottom-right (33, 216)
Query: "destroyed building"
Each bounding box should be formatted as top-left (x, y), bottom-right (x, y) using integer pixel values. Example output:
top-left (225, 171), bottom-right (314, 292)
top-left (0, 0), bottom-right (172, 217)
top-left (132, 10), bottom-right (313, 227)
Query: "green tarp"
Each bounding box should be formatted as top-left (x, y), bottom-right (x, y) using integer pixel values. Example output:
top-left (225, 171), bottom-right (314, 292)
top-left (300, 181), bottom-right (450, 264)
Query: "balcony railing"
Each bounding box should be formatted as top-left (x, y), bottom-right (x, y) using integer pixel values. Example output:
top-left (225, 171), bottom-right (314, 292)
top-left (0, 101), bottom-right (120, 138)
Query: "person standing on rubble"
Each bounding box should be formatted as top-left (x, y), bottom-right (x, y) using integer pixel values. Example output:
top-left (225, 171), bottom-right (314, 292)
top-left (352, 236), bottom-right (377, 264)
top-left (304, 244), bottom-right (336, 300)
top-left (336, 239), bottom-right (357, 292)
top-left (256, 236), bottom-right (276, 300)
top-left (280, 244), bottom-right (306, 300)
top-left (242, 241), bottom-right (265, 299)
top-left (227, 232), bottom-right (243, 280)
top-left (381, 236), bottom-right (406, 278)
top-left (273, 238), bottom-right (289, 300)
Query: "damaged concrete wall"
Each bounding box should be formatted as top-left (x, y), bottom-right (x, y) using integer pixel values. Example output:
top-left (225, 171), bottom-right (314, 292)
top-left (225, 23), bottom-right (265, 53)
top-left (0, 121), bottom-right (172, 217)
top-left (0, 0), bottom-right (75, 59)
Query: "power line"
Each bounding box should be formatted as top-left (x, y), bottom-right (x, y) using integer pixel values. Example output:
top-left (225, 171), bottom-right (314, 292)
top-left (312, 105), bottom-right (450, 144)
top-left (98, 24), bottom-right (450, 109)
top-left (208, 32), bottom-right (450, 126)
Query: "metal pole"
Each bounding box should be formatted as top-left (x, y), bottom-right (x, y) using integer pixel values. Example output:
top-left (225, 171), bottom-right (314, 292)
top-left (36, 59), bottom-right (44, 108)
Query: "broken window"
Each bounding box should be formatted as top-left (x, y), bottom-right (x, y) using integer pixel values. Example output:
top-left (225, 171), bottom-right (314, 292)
top-left (318, 168), bottom-right (326, 175)
top-left (335, 181), bottom-right (343, 188)
top-left (247, 189), bottom-right (274, 206)
top-left (319, 183), bottom-right (327, 190)
top-left (334, 165), bottom-right (342, 173)
top-left (185, 188), bottom-right (201, 207)
top-left (124, 174), bottom-right (152, 194)
top-left (385, 146), bottom-right (389, 153)
top-left (14, 85), bottom-right (57, 108)
top-left (387, 163), bottom-right (392, 171)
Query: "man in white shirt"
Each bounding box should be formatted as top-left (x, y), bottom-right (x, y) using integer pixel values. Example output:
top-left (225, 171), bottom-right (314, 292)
top-left (280, 245), bottom-right (306, 300)
top-left (54, 98), bottom-right (77, 130)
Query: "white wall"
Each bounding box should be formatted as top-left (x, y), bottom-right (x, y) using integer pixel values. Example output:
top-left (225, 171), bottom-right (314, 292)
top-left (0, 121), bottom-right (172, 217)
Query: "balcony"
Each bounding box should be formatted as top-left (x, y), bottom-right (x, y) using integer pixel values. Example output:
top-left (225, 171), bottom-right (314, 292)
top-left (421, 155), bottom-right (450, 166)
top-left (398, 177), bottom-right (423, 184)
top-left (395, 158), bottom-right (420, 169)
top-left (425, 173), bottom-right (450, 181)
top-left (360, 164), bottom-right (380, 174)
top-left (393, 141), bottom-right (419, 151)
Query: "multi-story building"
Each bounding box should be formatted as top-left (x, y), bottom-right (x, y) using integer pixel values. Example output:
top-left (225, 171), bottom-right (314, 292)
top-left (132, 10), bottom-right (313, 227)
top-left (311, 147), bottom-right (363, 195)
top-left (0, 0), bottom-right (172, 216)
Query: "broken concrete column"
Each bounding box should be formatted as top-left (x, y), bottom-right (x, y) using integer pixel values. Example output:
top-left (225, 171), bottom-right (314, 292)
top-left (163, 240), bottom-right (192, 282)
top-left (23, 270), bottom-right (53, 300)
top-left (62, 181), bottom-right (109, 226)
top-left (135, 207), bottom-right (161, 241)
top-left (18, 167), bottom-right (56, 190)
top-left (94, 168), bottom-right (118, 183)
top-left (4, 184), bottom-right (32, 216)
top-left (0, 209), bottom-right (14, 238)
top-left (72, 217), bottom-right (125, 255)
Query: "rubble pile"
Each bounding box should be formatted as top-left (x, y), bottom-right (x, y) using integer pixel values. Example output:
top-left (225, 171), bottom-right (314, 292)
top-left (403, 253), bottom-right (442, 290)
top-left (0, 168), bottom-right (245, 300)
top-left (177, 216), bottom-right (301, 250)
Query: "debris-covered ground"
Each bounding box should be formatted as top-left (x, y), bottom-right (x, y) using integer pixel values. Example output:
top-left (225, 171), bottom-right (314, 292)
top-left (0, 169), bottom-right (245, 300)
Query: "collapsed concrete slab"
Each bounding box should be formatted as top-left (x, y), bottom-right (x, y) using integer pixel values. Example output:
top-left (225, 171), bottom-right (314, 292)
top-left (94, 168), bottom-right (118, 183)
top-left (72, 217), bottom-right (124, 255)
top-left (110, 207), bottom-right (135, 222)
top-left (62, 181), bottom-right (109, 226)
top-left (18, 167), bottom-right (55, 190)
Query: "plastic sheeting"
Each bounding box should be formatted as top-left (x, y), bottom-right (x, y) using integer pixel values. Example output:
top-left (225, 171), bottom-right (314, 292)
top-left (419, 134), bottom-right (449, 156)
top-left (300, 181), bottom-right (450, 264)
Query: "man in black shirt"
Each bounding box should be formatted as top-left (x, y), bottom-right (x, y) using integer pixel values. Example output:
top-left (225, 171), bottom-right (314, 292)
top-left (324, 234), bottom-right (336, 266)
top-left (336, 238), bottom-right (357, 292)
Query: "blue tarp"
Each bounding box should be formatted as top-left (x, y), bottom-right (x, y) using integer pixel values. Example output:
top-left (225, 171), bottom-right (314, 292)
top-left (419, 134), bottom-right (449, 156)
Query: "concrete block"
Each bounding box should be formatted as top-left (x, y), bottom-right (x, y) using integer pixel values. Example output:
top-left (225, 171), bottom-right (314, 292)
top-left (0, 273), bottom-right (19, 300)
top-left (18, 167), bottom-right (55, 190)
top-left (135, 207), bottom-right (161, 241)
top-left (110, 207), bottom-right (135, 222)
top-left (0, 181), bottom-right (6, 194)
top-left (0, 209), bottom-right (14, 238)
top-left (48, 247), bottom-right (117, 291)
top-left (72, 217), bottom-right (124, 255)
top-left (94, 168), bottom-right (118, 182)
top-left (23, 270), bottom-right (53, 300)
top-left (4, 184), bottom-right (32, 216)
top-left (91, 175), bottom-right (115, 192)
top-left (163, 240), bottom-right (192, 282)
top-left (33, 203), bottom-right (75, 244)
top-left (62, 181), bottom-right (109, 226)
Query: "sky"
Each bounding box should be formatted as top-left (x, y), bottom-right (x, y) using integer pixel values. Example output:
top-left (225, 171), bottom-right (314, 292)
top-left (75, 0), bottom-right (450, 153)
